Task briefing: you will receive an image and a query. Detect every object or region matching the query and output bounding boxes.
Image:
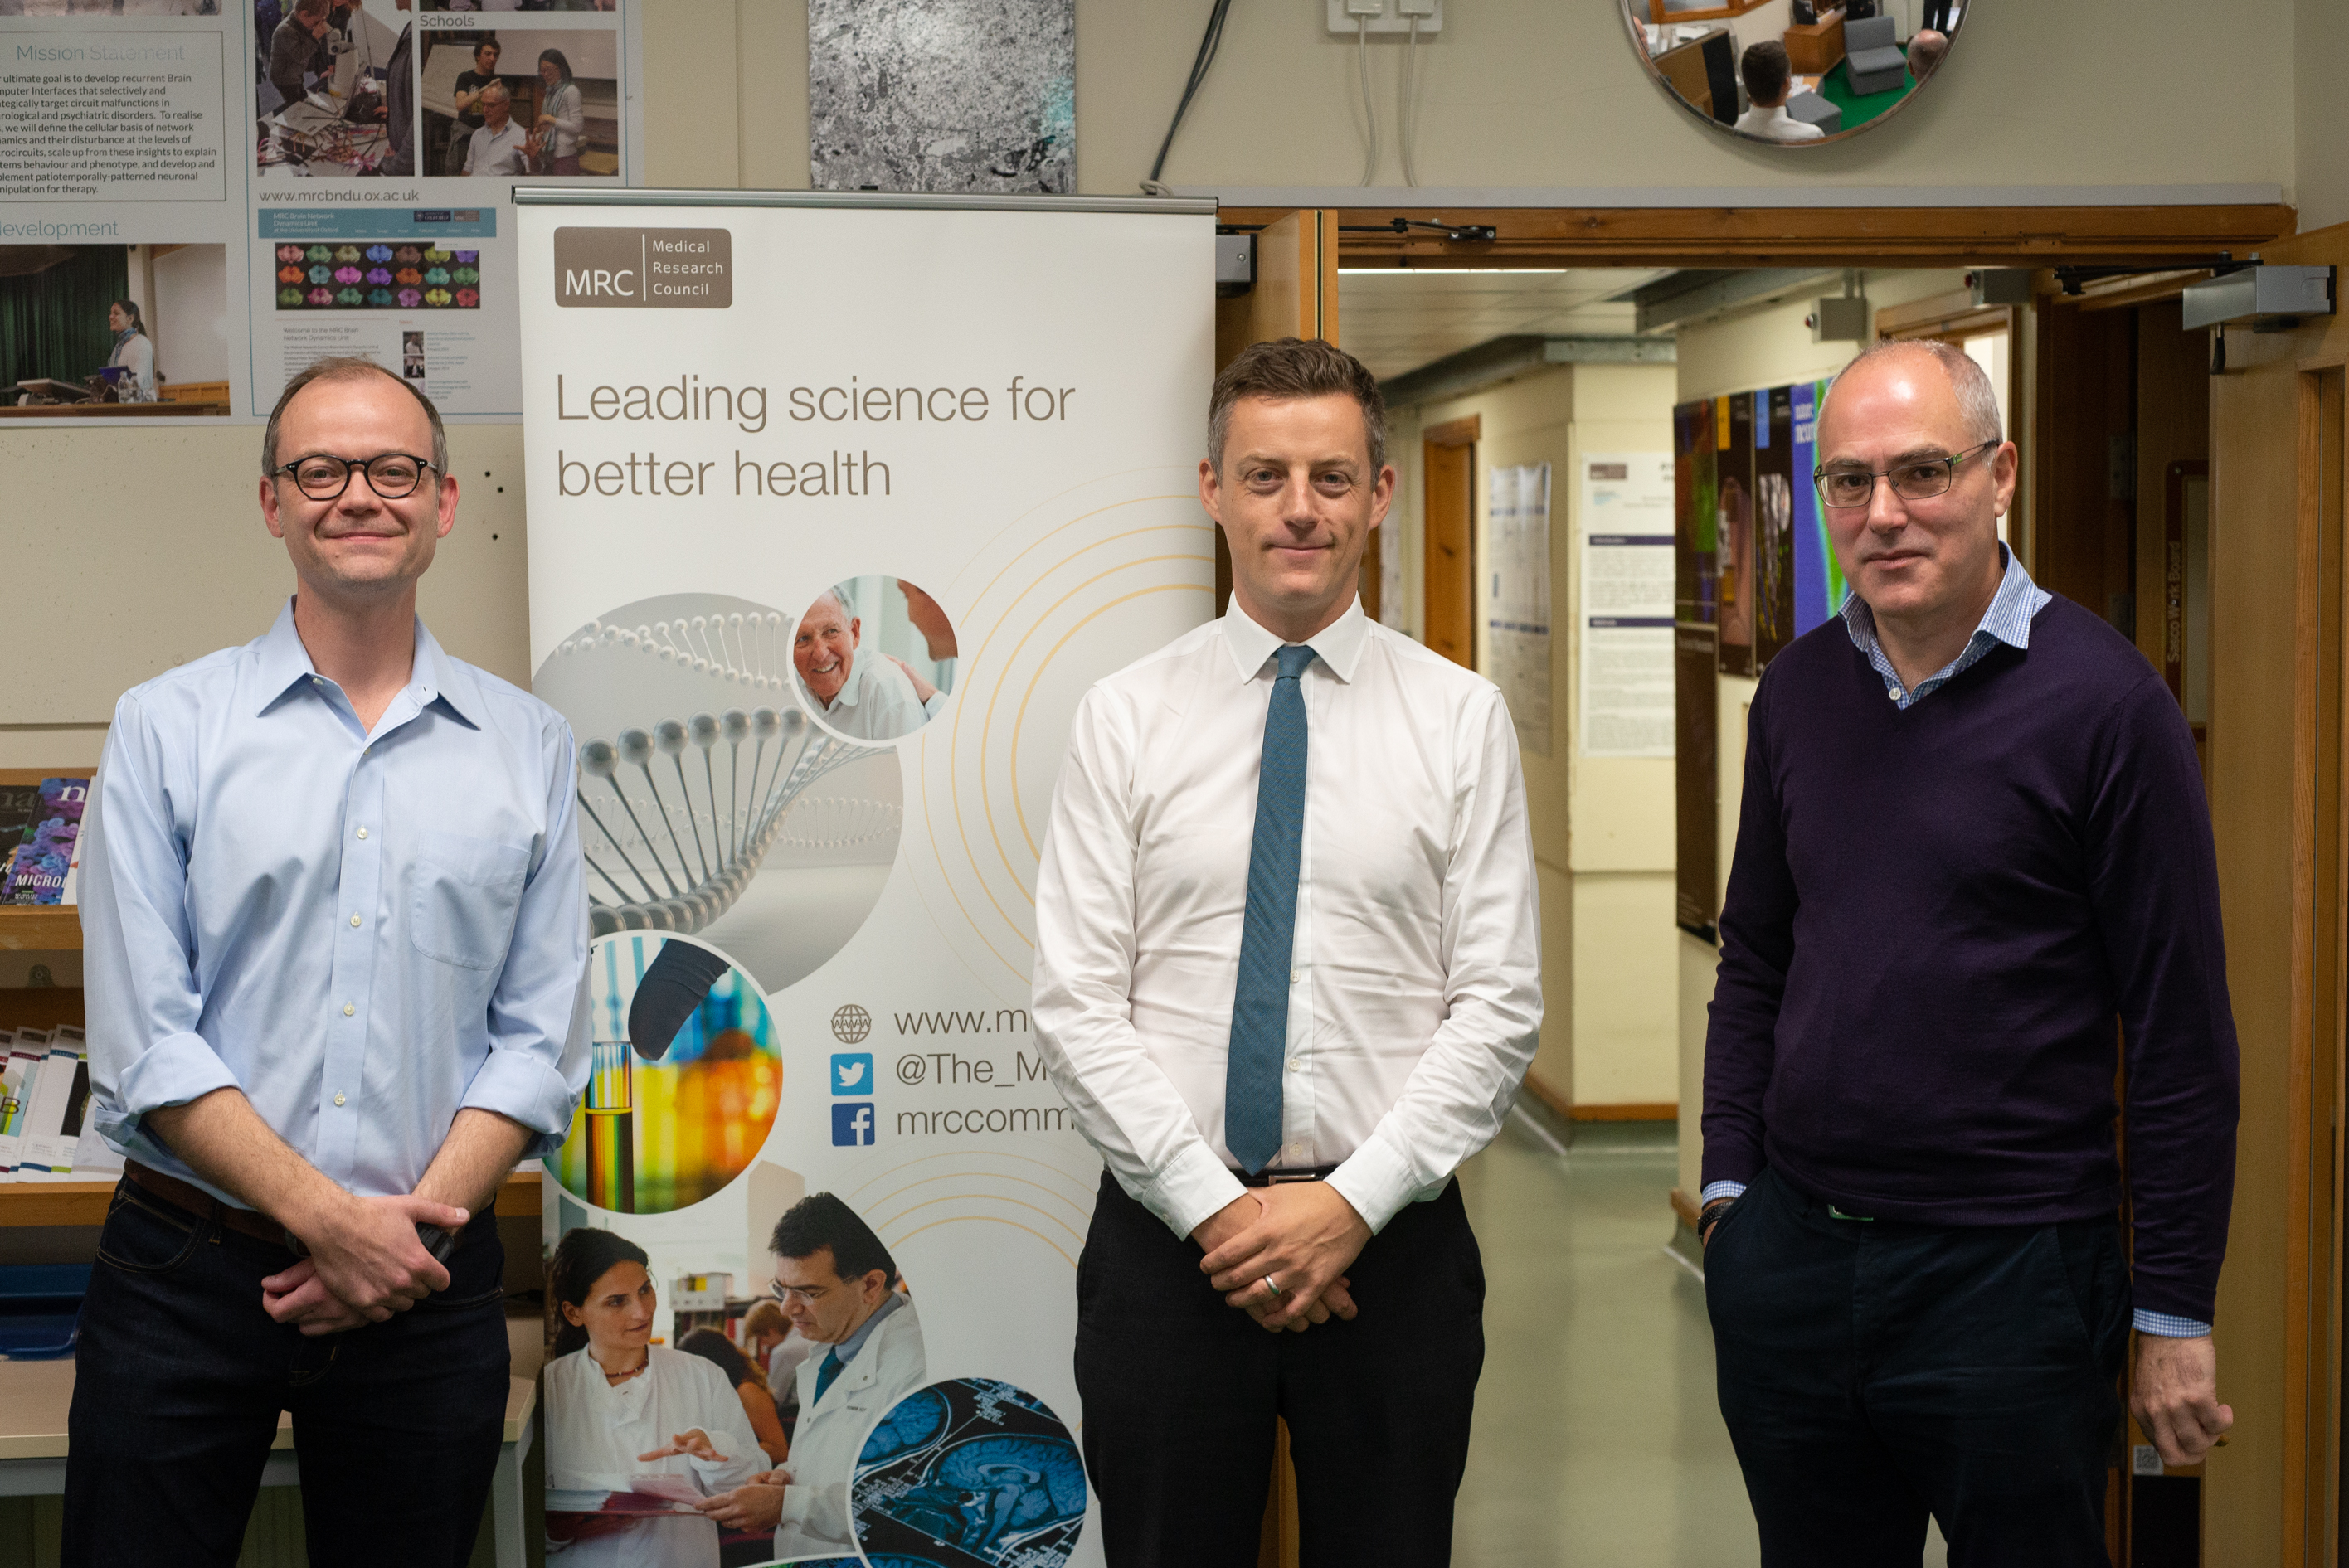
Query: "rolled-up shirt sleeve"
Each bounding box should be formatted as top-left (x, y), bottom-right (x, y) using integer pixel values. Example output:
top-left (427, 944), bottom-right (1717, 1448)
top-left (1033, 686), bottom-right (1249, 1240)
top-left (459, 715), bottom-right (591, 1154)
top-left (1327, 686), bottom-right (1542, 1233)
top-left (81, 694), bottom-right (243, 1164)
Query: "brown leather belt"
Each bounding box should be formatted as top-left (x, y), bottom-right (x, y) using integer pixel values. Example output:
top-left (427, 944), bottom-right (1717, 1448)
top-left (124, 1160), bottom-right (290, 1248)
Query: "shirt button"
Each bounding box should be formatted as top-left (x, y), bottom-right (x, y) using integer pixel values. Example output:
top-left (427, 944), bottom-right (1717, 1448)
top-left (1287, 1059), bottom-right (1303, 1074)
top-left (343, 1002), bottom-right (356, 1017)
top-left (350, 914), bottom-right (362, 927)
top-left (333, 1093), bottom-right (347, 1107)
top-left (356, 827), bottom-right (367, 839)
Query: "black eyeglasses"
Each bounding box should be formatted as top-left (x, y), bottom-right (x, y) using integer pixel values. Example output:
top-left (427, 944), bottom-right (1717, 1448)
top-left (272, 453), bottom-right (436, 501)
top-left (1813, 440), bottom-right (1998, 510)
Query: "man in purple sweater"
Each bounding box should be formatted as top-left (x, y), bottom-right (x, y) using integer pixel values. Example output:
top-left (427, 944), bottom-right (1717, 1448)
top-left (1699, 339), bottom-right (2238, 1565)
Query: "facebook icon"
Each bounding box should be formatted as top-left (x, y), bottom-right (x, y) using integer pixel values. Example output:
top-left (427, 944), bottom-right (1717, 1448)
top-left (831, 1102), bottom-right (876, 1147)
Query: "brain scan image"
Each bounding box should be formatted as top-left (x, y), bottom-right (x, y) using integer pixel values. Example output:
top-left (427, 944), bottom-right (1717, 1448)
top-left (852, 1379), bottom-right (1087, 1568)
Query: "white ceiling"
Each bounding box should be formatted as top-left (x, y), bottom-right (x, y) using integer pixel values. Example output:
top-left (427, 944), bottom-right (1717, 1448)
top-left (1337, 267), bottom-right (1673, 382)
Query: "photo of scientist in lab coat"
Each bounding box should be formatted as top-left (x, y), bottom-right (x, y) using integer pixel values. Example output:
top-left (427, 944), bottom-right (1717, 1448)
top-left (696, 1193), bottom-right (927, 1561)
top-left (544, 1229), bottom-right (765, 1568)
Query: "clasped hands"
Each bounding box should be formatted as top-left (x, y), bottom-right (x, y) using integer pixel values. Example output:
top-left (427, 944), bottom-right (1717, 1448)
top-left (1192, 1182), bottom-right (1372, 1333)
top-left (260, 1192), bottom-right (471, 1337)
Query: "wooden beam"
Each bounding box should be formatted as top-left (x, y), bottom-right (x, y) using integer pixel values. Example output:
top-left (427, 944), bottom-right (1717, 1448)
top-left (1226, 206), bottom-right (2295, 271)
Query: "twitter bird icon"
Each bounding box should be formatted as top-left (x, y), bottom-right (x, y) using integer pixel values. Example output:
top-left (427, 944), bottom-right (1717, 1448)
top-left (831, 1053), bottom-right (873, 1095)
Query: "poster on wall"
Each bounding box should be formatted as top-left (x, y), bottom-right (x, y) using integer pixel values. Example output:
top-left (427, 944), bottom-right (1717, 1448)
top-left (1790, 378), bottom-right (1846, 636)
top-left (0, 1), bottom-right (641, 423)
top-left (518, 187), bottom-right (1217, 1567)
top-left (809, 0), bottom-right (1074, 195)
top-left (1579, 454), bottom-right (1674, 760)
top-left (1486, 461), bottom-right (1552, 756)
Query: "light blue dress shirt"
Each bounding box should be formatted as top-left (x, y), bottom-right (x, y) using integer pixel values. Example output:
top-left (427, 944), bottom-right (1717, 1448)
top-left (1700, 548), bottom-right (2208, 1338)
top-left (80, 600), bottom-right (592, 1209)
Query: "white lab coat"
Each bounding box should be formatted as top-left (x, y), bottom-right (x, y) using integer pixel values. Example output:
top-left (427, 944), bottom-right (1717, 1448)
top-left (771, 1296), bottom-right (928, 1561)
top-left (545, 1346), bottom-right (766, 1568)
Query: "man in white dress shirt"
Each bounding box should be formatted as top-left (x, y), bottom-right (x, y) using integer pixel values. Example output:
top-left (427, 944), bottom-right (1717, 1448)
top-left (1732, 41), bottom-right (1826, 143)
top-left (1032, 337), bottom-right (1542, 1565)
top-left (792, 586), bottom-right (926, 740)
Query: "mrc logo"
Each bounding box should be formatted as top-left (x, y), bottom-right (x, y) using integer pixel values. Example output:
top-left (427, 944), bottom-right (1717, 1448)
top-left (552, 226), bottom-right (732, 308)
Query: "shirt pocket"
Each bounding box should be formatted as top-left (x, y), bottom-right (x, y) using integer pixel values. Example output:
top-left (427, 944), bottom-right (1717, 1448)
top-left (409, 830), bottom-right (530, 971)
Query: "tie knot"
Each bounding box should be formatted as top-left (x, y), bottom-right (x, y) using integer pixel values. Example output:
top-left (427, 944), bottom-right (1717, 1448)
top-left (1274, 644), bottom-right (1317, 682)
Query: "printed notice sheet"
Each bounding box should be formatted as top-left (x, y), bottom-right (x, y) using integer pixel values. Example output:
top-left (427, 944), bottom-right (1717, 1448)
top-left (1580, 453), bottom-right (1675, 758)
top-left (1486, 462), bottom-right (1552, 756)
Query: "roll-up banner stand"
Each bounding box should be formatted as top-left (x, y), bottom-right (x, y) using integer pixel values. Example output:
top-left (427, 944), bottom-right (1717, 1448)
top-left (515, 187), bottom-right (1217, 1568)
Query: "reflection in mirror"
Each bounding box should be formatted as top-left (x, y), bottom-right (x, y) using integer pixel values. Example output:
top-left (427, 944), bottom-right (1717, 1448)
top-left (1622, 0), bottom-right (1966, 146)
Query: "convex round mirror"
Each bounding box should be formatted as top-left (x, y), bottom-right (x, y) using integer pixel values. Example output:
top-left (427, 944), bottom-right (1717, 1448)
top-left (1622, 0), bottom-right (1965, 146)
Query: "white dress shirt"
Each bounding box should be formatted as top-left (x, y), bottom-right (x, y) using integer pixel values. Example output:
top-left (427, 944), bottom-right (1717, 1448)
top-left (1734, 103), bottom-right (1826, 143)
top-left (80, 601), bottom-right (591, 1206)
top-left (798, 650), bottom-right (924, 740)
top-left (1032, 599), bottom-right (1542, 1240)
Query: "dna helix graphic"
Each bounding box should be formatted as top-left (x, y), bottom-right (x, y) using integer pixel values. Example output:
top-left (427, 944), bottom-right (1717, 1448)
top-left (576, 704), bottom-right (897, 938)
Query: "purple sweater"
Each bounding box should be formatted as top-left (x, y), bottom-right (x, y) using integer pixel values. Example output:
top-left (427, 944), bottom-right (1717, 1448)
top-left (1701, 594), bottom-right (2239, 1323)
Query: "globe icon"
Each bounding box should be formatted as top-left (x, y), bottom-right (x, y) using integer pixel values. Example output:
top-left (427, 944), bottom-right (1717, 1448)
top-left (832, 1004), bottom-right (873, 1045)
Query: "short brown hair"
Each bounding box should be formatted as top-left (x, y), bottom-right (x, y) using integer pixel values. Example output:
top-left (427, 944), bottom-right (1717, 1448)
top-left (1208, 337), bottom-right (1387, 476)
top-left (1739, 39), bottom-right (1792, 108)
top-left (262, 356), bottom-right (449, 479)
top-left (741, 1299), bottom-right (787, 1340)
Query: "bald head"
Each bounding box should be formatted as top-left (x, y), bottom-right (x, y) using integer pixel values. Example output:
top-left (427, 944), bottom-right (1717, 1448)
top-left (1819, 339), bottom-right (2001, 451)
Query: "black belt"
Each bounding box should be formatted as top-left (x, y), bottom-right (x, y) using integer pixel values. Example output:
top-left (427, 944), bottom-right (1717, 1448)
top-left (1231, 1163), bottom-right (1340, 1188)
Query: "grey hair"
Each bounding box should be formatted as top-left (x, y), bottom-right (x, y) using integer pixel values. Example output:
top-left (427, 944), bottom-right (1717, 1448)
top-left (1821, 338), bottom-right (2003, 447)
top-left (262, 356), bottom-right (450, 478)
top-left (478, 80), bottom-right (510, 106)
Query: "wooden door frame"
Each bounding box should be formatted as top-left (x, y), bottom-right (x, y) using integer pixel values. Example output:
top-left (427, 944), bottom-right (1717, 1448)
top-left (1422, 414), bottom-right (1481, 668)
top-left (1222, 202), bottom-right (2294, 270)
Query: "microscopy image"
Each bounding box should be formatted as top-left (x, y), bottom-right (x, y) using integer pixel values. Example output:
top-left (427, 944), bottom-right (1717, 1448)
top-left (809, 0), bottom-right (1072, 194)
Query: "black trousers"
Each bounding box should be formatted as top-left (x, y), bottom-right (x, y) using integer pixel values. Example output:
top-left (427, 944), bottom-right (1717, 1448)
top-left (1706, 1167), bottom-right (2129, 1568)
top-left (1075, 1172), bottom-right (1484, 1568)
top-left (63, 1180), bottom-right (510, 1568)
top-left (1920, 0), bottom-right (1955, 30)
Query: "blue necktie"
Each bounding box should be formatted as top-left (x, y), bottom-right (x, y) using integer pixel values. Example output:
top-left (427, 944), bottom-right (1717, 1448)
top-left (1226, 643), bottom-right (1316, 1174)
top-left (812, 1347), bottom-right (844, 1405)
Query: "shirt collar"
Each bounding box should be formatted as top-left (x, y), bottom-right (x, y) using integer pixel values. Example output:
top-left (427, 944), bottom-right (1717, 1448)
top-left (1218, 595), bottom-right (1369, 686)
top-left (250, 597), bottom-right (484, 727)
top-left (829, 1288), bottom-right (904, 1367)
top-left (1841, 541), bottom-right (2047, 659)
top-left (818, 655), bottom-right (868, 712)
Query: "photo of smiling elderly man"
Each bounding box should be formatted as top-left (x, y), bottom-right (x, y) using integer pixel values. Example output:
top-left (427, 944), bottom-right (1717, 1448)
top-left (790, 577), bottom-right (956, 742)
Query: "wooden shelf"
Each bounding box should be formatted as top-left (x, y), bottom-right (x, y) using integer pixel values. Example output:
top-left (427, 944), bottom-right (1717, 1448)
top-left (0, 906), bottom-right (80, 952)
top-left (0, 769), bottom-right (87, 951)
top-left (0, 1168), bottom-right (542, 1228)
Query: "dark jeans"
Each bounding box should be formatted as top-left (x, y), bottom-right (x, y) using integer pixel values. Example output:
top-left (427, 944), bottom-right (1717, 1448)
top-left (1074, 1172), bottom-right (1484, 1568)
top-left (64, 1181), bottom-right (510, 1568)
top-left (1706, 1166), bottom-right (2128, 1568)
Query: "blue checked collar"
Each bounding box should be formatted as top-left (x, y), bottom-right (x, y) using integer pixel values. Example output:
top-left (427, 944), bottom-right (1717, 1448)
top-left (1840, 544), bottom-right (2050, 710)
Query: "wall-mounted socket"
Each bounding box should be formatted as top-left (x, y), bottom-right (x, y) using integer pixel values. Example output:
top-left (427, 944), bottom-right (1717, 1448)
top-left (1326, 0), bottom-right (1444, 35)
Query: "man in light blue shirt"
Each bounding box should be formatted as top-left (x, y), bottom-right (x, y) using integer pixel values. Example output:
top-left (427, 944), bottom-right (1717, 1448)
top-left (64, 356), bottom-right (590, 1568)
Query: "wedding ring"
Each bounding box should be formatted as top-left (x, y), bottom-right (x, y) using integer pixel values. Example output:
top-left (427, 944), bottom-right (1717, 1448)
top-left (1262, 1274), bottom-right (1285, 1299)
